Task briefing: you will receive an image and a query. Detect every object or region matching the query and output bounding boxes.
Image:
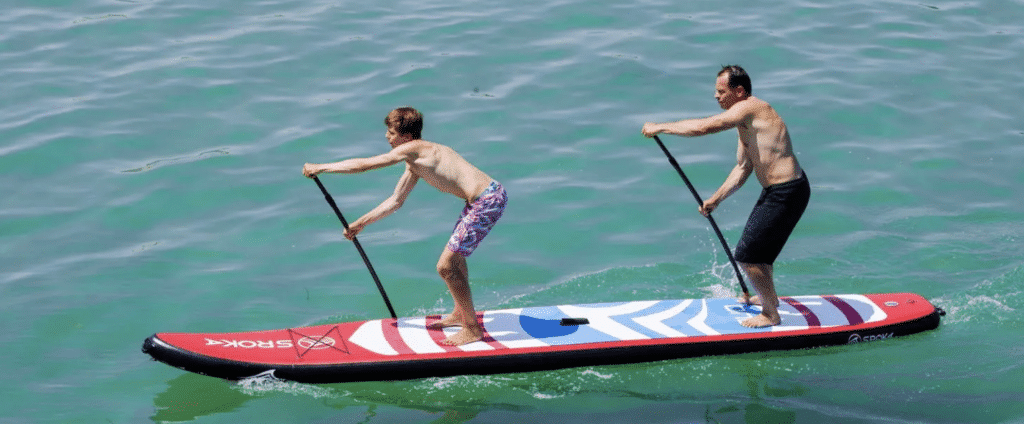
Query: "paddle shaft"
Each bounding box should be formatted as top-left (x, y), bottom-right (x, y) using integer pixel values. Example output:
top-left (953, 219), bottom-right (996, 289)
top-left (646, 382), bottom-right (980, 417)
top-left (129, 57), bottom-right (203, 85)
top-left (312, 176), bottom-right (398, 320)
top-left (652, 135), bottom-right (750, 296)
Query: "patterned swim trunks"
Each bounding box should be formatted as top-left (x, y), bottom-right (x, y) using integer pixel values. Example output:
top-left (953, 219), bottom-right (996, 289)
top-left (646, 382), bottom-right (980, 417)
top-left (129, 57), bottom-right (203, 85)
top-left (447, 181), bottom-right (507, 257)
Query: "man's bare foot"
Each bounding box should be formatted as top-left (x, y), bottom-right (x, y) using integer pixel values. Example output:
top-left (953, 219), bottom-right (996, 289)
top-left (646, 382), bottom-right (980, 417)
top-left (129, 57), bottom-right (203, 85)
top-left (741, 312), bottom-right (780, 328)
top-left (738, 294), bottom-right (762, 305)
top-left (426, 314), bottom-right (463, 329)
top-left (440, 326), bottom-right (483, 346)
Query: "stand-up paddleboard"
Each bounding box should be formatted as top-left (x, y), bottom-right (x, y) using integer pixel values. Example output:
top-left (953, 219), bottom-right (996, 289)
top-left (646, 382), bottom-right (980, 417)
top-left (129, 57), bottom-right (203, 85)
top-left (142, 293), bottom-right (942, 384)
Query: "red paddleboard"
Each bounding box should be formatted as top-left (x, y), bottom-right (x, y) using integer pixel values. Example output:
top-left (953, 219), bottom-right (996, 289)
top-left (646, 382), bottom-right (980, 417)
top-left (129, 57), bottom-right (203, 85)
top-left (142, 293), bottom-right (942, 384)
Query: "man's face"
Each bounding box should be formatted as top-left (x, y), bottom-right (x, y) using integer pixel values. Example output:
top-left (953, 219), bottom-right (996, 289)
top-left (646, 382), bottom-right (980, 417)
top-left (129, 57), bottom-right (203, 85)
top-left (714, 74), bottom-right (745, 110)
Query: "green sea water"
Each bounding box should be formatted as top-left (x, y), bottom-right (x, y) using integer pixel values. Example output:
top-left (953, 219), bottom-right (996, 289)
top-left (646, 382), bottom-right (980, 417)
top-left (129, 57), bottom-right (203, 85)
top-left (2, 0), bottom-right (1023, 423)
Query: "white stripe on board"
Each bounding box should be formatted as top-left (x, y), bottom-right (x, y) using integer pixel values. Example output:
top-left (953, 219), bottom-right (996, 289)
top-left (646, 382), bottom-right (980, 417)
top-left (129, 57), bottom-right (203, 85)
top-left (633, 299), bottom-right (693, 338)
top-left (398, 318), bottom-right (446, 354)
top-left (836, 294), bottom-right (887, 322)
top-left (688, 300), bottom-right (719, 335)
top-left (348, 320), bottom-right (399, 356)
top-left (560, 301), bottom-right (659, 341)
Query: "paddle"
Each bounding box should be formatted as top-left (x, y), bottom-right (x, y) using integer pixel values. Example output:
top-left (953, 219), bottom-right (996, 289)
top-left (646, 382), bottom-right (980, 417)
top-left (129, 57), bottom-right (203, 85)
top-left (312, 176), bottom-right (398, 320)
top-left (651, 135), bottom-right (750, 297)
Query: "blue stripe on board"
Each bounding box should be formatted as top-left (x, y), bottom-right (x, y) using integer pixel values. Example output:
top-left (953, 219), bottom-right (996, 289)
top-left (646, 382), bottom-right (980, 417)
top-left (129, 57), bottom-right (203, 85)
top-left (517, 299), bottom-right (777, 344)
top-left (609, 300), bottom-right (699, 338)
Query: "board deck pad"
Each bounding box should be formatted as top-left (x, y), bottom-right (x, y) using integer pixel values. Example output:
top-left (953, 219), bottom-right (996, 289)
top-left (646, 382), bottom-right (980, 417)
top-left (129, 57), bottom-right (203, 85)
top-left (143, 293), bottom-right (942, 383)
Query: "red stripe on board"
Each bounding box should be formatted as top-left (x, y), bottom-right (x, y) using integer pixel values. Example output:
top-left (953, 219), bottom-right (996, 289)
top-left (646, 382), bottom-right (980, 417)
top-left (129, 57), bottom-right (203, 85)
top-left (782, 297), bottom-right (821, 327)
top-left (823, 296), bottom-right (865, 326)
top-left (381, 318), bottom-right (416, 355)
top-left (477, 313), bottom-right (506, 350)
top-left (425, 315), bottom-right (463, 353)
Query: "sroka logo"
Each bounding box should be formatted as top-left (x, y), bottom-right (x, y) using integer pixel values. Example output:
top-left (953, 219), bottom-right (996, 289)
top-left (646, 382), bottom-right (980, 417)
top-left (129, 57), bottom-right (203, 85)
top-left (848, 333), bottom-right (895, 344)
top-left (204, 337), bottom-right (337, 349)
top-left (205, 338), bottom-right (293, 349)
top-left (296, 336), bottom-right (336, 350)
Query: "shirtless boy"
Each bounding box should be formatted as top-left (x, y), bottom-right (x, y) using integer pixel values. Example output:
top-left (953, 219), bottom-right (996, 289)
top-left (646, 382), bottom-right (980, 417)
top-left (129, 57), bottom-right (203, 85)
top-left (641, 65), bottom-right (810, 328)
top-left (303, 107), bottom-right (507, 346)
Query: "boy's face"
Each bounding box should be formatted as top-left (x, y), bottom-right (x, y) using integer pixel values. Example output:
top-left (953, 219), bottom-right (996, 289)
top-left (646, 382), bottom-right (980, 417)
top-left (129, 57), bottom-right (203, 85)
top-left (385, 126), bottom-right (409, 148)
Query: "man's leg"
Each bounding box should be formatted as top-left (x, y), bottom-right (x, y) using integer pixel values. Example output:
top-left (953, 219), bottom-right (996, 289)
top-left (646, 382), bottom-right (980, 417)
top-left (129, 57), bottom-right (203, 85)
top-left (740, 262), bottom-right (781, 328)
top-left (433, 247), bottom-right (483, 346)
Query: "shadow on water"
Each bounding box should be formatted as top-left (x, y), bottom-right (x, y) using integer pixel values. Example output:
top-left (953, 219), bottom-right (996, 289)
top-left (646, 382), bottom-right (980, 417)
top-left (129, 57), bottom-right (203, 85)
top-left (150, 370), bottom-right (503, 423)
top-left (151, 373), bottom-right (250, 422)
top-left (149, 355), bottom-right (816, 424)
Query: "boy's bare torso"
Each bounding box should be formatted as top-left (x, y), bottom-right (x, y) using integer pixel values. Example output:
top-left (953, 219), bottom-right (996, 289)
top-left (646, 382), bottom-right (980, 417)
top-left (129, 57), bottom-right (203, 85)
top-left (404, 140), bottom-right (493, 202)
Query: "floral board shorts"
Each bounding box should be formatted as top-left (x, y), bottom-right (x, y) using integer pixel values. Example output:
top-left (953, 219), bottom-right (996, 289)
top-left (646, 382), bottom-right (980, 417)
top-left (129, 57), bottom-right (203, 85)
top-left (447, 181), bottom-right (507, 257)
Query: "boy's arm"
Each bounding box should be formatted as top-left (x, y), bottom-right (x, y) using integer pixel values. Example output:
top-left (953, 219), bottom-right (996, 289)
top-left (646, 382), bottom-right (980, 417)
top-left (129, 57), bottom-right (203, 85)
top-left (344, 165), bottom-right (420, 240)
top-left (303, 144), bottom-right (419, 177)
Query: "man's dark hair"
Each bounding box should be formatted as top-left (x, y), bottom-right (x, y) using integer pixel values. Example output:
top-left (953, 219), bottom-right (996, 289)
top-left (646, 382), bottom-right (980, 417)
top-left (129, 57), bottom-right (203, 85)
top-left (718, 65), bottom-right (752, 95)
top-left (384, 107), bottom-right (423, 139)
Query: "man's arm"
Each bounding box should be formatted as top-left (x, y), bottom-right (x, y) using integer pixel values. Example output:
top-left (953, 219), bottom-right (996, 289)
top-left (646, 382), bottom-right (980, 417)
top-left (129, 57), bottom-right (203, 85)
top-left (345, 165), bottom-right (420, 240)
top-left (699, 138), bottom-right (753, 216)
top-left (303, 144), bottom-right (419, 177)
top-left (642, 103), bottom-right (751, 138)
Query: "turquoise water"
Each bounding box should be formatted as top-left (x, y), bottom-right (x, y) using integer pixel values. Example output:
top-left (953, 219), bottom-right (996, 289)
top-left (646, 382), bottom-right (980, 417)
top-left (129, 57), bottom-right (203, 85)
top-left (3, 0), bottom-right (1023, 422)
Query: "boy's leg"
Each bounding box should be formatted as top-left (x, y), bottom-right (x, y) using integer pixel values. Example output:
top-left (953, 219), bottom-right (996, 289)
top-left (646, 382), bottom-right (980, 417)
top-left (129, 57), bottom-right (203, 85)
top-left (428, 248), bottom-right (469, 328)
top-left (433, 247), bottom-right (483, 345)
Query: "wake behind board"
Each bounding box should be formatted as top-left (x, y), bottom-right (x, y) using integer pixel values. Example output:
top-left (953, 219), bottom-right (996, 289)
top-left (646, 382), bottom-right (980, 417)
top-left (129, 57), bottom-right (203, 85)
top-left (142, 293), bottom-right (942, 384)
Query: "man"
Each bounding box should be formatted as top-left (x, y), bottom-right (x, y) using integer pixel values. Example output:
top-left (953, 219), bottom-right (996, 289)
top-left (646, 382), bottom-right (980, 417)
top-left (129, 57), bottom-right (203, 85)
top-left (641, 65), bottom-right (810, 328)
top-left (303, 107), bottom-right (507, 346)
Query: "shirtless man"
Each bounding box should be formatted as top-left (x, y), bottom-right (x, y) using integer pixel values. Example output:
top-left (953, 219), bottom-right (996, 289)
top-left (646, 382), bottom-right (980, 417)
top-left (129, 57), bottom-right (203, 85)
top-left (642, 65), bottom-right (810, 328)
top-left (303, 107), bottom-right (507, 346)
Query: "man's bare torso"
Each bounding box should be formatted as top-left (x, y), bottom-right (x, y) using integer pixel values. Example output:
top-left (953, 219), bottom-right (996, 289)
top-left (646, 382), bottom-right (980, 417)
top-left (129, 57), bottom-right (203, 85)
top-left (405, 140), bottom-right (493, 202)
top-left (736, 97), bottom-right (803, 187)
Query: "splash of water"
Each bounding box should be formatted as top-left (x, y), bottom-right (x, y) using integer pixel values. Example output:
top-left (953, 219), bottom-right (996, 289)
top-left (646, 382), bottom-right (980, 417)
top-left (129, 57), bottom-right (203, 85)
top-left (699, 250), bottom-right (744, 298)
top-left (235, 370), bottom-right (342, 399)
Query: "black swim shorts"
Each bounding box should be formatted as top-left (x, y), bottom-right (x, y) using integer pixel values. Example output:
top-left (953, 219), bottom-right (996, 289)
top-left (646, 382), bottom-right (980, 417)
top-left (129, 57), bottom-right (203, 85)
top-left (733, 172), bottom-right (810, 265)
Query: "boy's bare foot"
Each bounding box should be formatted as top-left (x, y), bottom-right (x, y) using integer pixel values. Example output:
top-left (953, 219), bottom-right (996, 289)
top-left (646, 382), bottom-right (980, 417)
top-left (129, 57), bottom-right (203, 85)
top-left (741, 312), bottom-right (780, 328)
top-left (441, 326), bottom-right (483, 346)
top-left (426, 314), bottom-right (463, 329)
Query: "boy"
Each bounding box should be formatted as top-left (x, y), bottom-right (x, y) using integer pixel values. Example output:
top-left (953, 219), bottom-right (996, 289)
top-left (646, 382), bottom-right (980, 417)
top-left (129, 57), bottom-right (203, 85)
top-left (303, 107), bottom-right (507, 345)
